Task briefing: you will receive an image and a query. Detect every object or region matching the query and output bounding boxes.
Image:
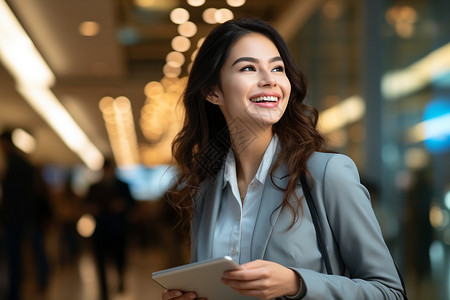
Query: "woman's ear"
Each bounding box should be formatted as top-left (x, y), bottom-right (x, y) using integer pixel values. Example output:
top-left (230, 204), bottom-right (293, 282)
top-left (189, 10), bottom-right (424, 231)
top-left (205, 86), bottom-right (222, 105)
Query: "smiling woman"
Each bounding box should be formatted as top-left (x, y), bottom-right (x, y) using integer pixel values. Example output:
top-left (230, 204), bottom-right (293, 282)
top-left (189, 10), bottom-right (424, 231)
top-left (160, 17), bottom-right (407, 300)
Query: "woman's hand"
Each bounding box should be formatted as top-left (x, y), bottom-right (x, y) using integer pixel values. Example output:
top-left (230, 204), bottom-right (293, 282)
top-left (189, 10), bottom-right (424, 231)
top-left (161, 289), bottom-right (205, 300)
top-left (221, 260), bottom-right (300, 300)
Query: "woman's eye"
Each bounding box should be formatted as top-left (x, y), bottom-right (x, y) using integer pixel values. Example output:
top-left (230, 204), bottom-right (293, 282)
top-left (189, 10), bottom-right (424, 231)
top-left (273, 66), bottom-right (284, 72)
top-left (241, 65), bottom-right (256, 71)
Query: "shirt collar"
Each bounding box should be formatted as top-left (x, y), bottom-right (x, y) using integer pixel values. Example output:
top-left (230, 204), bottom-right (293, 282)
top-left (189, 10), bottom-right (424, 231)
top-left (223, 135), bottom-right (278, 188)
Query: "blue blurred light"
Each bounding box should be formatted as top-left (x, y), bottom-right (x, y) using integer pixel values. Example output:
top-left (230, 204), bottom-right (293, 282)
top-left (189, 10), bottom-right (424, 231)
top-left (117, 164), bottom-right (178, 201)
top-left (424, 98), bottom-right (450, 153)
top-left (432, 71), bottom-right (450, 88)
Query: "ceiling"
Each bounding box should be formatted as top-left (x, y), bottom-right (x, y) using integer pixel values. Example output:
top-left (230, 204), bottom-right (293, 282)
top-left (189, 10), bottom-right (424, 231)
top-left (0, 0), bottom-right (324, 168)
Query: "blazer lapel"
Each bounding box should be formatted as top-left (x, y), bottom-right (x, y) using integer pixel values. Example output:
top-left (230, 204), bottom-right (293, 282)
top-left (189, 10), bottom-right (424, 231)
top-left (197, 168), bottom-right (225, 260)
top-left (251, 153), bottom-right (289, 260)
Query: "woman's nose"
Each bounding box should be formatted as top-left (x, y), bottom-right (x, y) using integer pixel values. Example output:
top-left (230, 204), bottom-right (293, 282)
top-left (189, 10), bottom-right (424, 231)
top-left (258, 71), bottom-right (277, 87)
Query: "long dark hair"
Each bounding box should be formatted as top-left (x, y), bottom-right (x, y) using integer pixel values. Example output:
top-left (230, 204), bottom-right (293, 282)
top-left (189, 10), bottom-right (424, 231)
top-left (169, 17), bottom-right (325, 231)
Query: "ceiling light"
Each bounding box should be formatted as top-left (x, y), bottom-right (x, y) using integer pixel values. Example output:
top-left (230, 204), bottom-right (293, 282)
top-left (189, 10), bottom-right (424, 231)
top-left (11, 128), bottom-right (36, 154)
top-left (226, 0), bottom-right (246, 7)
top-left (197, 37), bottom-right (205, 47)
top-left (163, 63), bottom-right (181, 78)
top-left (166, 51), bottom-right (185, 68)
top-left (187, 62), bottom-right (193, 73)
top-left (19, 86), bottom-right (104, 170)
top-left (317, 95), bottom-right (365, 134)
top-left (144, 81), bottom-right (164, 99)
top-left (191, 49), bottom-right (198, 61)
top-left (0, 1), bottom-right (103, 170)
top-left (178, 21), bottom-right (197, 37)
top-left (187, 0), bottom-right (206, 7)
top-left (203, 8), bottom-right (217, 24)
top-left (171, 35), bottom-right (191, 52)
top-left (170, 8), bottom-right (190, 24)
top-left (382, 42), bottom-right (450, 100)
top-left (134, 0), bottom-right (178, 10)
top-left (99, 96), bottom-right (114, 112)
top-left (215, 8), bottom-right (234, 23)
top-left (115, 96), bottom-right (132, 112)
top-left (99, 97), bottom-right (140, 167)
top-left (78, 21), bottom-right (100, 37)
top-left (0, 1), bottom-right (54, 86)
top-left (161, 76), bottom-right (186, 90)
top-left (385, 5), bottom-right (417, 26)
top-left (385, 5), bottom-right (417, 39)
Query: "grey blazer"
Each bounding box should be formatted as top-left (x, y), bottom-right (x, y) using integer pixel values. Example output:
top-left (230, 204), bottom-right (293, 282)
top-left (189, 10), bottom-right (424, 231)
top-left (190, 151), bottom-right (405, 299)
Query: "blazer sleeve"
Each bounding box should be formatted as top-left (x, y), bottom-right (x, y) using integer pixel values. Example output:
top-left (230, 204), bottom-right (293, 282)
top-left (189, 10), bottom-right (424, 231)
top-left (292, 154), bottom-right (405, 300)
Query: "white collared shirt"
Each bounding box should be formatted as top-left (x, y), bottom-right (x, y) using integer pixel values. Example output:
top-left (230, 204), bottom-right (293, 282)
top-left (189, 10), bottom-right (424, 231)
top-left (211, 135), bottom-right (278, 264)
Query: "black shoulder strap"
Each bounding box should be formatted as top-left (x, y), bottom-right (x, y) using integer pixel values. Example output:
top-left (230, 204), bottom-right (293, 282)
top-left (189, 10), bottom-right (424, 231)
top-left (300, 172), bottom-right (333, 275)
top-left (300, 172), bottom-right (408, 299)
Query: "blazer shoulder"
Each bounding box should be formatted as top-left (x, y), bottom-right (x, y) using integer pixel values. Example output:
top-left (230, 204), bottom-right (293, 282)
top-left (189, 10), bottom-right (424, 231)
top-left (307, 152), bottom-right (356, 176)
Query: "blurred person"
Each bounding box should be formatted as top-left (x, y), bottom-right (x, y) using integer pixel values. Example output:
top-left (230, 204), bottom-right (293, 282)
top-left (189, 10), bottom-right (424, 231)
top-left (0, 130), bottom-right (51, 300)
top-left (406, 169), bottom-right (433, 290)
top-left (162, 18), bottom-right (407, 300)
top-left (53, 172), bottom-right (83, 265)
top-left (85, 158), bottom-right (135, 300)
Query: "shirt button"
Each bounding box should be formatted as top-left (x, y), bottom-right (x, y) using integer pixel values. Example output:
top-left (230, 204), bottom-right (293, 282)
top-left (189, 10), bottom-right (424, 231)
top-left (232, 247), bottom-right (236, 255)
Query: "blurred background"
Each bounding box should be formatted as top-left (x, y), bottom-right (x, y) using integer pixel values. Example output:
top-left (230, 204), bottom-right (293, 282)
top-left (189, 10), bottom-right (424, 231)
top-left (0, 0), bottom-right (449, 299)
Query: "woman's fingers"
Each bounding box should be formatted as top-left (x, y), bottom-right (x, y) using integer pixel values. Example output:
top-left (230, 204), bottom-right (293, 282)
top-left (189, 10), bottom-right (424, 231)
top-left (223, 259), bottom-right (269, 281)
top-left (162, 289), bottom-right (198, 300)
top-left (162, 289), bottom-right (181, 300)
top-left (221, 260), bottom-right (300, 300)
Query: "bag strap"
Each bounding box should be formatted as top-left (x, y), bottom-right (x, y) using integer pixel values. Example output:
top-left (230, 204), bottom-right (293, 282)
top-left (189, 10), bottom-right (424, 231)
top-left (299, 172), bottom-right (408, 299)
top-left (300, 172), bottom-right (333, 275)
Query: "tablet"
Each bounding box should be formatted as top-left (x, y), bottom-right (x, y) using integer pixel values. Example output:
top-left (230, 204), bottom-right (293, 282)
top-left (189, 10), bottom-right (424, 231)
top-left (151, 256), bottom-right (257, 300)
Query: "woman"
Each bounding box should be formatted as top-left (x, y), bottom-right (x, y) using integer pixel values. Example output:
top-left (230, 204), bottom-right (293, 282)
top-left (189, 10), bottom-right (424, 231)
top-left (163, 17), bottom-right (406, 300)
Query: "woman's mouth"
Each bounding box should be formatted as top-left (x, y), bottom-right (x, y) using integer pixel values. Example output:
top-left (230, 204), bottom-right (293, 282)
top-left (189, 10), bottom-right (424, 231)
top-left (249, 96), bottom-right (279, 103)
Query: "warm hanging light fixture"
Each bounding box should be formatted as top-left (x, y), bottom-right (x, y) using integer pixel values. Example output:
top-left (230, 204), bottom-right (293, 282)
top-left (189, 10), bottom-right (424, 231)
top-left (178, 21), bottom-right (197, 37)
top-left (166, 51), bottom-right (185, 68)
top-left (99, 96), bottom-right (140, 167)
top-left (171, 35), bottom-right (191, 52)
top-left (215, 8), bottom-right (234, 23)
top-left (170, 7), bottom-right (190, 24)
top-left (78, 21), bottom-right (100, 37)
top-left (202, 8), bottom-right (217, 24)
top-left (187, 0), bottom-right (205, 7)
top-left (226, 0), bottom-right (246, 8)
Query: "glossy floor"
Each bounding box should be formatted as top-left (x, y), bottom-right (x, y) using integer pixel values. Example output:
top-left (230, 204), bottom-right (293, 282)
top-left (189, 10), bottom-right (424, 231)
top-left (1, 240), bottom-right (188, 300)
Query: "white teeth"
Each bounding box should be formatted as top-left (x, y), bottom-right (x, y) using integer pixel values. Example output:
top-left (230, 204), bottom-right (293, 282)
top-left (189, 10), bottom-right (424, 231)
top-left (250, 96), bottom-right (279, 103)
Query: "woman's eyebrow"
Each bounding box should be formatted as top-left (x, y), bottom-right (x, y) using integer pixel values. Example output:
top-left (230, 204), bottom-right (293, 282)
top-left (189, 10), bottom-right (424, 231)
top-left (231, 56), bottom-right (283, 66)
top-left (232, 57), bottom-right (257, 66)
top-left (270, 56), bottom-right (283, 63)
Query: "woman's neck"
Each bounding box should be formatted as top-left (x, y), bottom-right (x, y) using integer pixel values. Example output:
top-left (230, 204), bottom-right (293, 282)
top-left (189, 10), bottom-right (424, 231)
top-left (229, 125), bottom-right (273, 197)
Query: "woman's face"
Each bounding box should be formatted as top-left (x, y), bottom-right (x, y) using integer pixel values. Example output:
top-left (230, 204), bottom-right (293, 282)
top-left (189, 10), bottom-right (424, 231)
top-left (208, 33), bottom-right (291, 131)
